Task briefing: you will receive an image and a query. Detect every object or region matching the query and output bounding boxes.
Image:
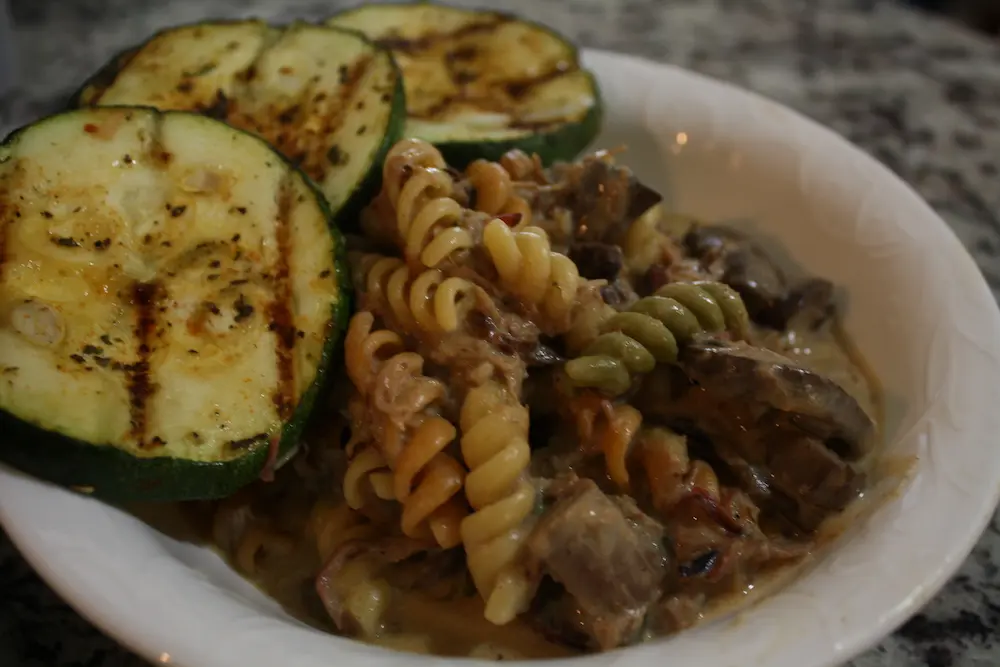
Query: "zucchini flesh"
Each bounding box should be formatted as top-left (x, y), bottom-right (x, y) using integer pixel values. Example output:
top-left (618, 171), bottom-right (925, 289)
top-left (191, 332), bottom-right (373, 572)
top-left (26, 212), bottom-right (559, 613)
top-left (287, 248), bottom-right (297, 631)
top-left (327, 4), bottom-right (601, 165)
top-left (77, 20), bottom-right (404, 222)
top-left (0, 107), bottom-right (346, 500)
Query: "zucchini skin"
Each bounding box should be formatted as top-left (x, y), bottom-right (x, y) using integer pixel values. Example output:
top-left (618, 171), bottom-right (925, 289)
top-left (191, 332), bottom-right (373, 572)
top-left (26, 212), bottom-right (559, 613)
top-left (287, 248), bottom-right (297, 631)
top-left (328, 3), bottom-right (603, 168)
top-left (0, 410), bottom-right (271, 503)
top-left (0, 108), bottom-right (352, 503)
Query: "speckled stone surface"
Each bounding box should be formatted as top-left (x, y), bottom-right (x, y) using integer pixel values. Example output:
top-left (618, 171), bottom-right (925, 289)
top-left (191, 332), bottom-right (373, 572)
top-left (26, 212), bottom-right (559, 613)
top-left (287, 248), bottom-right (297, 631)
top-left (0, 0), bottom-right (998, 665)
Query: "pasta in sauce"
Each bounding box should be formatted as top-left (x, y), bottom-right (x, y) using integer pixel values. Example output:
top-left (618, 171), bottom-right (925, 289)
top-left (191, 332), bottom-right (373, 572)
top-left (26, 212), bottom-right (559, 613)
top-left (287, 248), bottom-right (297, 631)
top-left (170, 140), bottom-right (881, 657)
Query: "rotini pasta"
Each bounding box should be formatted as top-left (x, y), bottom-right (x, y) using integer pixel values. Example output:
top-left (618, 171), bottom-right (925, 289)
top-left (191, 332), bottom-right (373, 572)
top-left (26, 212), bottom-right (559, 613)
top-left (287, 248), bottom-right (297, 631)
top-left (564, 289), bottom-right (617, 354)
top-left (381, 138), bottom-right (448, 202)
top-left (309, 500), bottom-right (383, 563)
top-left (638, 427), bottom-right (716, 514)
top-left (200, 129), bottom-right (878, 656)
top-left (362, 255), bottom-right (485, 334)
top-left (344, 312), bottom-right (468, 548)
top-left (570, 398), bottom-right (699, 497)
top-left (499, 149), bottom-right (545, 184)
top-left (482, 219), bottom-right (581, 331)
top-left (459, 380), bottom-right (538, 625)
top-left (343, 444), bottom-right (396, 510)
top-left (345, 311), bottom-right (447, 412)
top-left (636, 427), bottom-right (744, 536)
top-left (564, 280), bottom-right (750, 395)
top-left (380, 138), bottom-right (474, 268)
top-left (597, 403), bottom-right (643, 488)
top-left (466, 159), bottom-right (533, 227)
top-left (386, 415), bottom-right (467, 549)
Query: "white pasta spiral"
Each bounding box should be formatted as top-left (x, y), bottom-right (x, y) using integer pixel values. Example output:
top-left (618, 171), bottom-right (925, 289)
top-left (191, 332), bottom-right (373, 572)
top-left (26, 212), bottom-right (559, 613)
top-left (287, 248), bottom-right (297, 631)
top-left (459, 380), bottom-right (537, 625)
top-left (381, 138), bottom-right (474, 268)
top-left (364, 255), bottom-right (484, 334)
top-left (482, 219), bottom-right (581, 330)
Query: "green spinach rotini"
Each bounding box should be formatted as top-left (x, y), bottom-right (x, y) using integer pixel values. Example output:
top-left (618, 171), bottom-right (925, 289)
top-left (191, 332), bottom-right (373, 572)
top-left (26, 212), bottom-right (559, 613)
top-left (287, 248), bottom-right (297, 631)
top-left (564, 281), bottom-right (750, 395)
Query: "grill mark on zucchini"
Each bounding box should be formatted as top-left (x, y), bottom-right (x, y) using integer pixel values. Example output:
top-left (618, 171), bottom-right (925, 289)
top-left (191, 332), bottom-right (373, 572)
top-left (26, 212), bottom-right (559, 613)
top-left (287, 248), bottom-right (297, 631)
top-left (235, 54), bottom-right (374, 186)
top-left (352, 11), bottom-right (583, 127)
top-left (373, 17), bottom-right (509, 53)
top-left (226, 25), bottom-right (283, 102)
top-left (269, 177), bottom-right (296, 421)
top-left (229, 432), bottom-right (268, 451)
top-left (129, 281), bottom-right (160, 448)
top-left (504, 66), bottom-right (574, 100)
top-left (408, 60), bottom-right (580, 126)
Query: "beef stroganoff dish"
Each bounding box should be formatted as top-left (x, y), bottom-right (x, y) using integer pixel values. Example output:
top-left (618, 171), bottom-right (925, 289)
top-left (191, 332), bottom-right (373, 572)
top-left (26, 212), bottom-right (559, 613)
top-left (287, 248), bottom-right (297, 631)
top-left (0, 3), bottom-right (880, 660)
top-left (204, 138), bottom-right (881, 657)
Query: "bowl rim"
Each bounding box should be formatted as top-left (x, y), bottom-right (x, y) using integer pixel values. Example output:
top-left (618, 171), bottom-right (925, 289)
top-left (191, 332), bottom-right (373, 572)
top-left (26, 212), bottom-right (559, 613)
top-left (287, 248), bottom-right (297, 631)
top-left (2, 47), bottom-right (1000, 667)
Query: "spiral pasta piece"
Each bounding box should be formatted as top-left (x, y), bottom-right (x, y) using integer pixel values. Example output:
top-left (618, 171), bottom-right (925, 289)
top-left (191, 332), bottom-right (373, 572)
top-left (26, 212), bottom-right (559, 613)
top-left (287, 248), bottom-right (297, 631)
top-left (343, 444), bottom-right (396, 510)
top-left (377, 415), bottom-right (464, 548)
top-left (482, 218), bottom-right (581, 329)
top-left (345, 311), bottom-right (406, 397)
top-left (499, 149), bottom-right (544, 183)
top-left (459, 380), bottom-right (537, 625)
top-left (597, 403), bottom-right (643, 488)
top-left (564, 280), bottom-right (750, 395)
top-left (637, 427), bottom-right (734, 529)
top-left (344, 311), bottom-right (468, 548)
top-left (381, 138), bottom-right (448, 203)
top-left (466, 159), bottom-right (532, 227)
top-left (573, 399), bottom-right (695, 494)
top-left (363, 255), bottom-right (484, 334)
top-left (380, 138), bottom-right (474, 268)
top-left (309, 500), bottom-right (383, 562)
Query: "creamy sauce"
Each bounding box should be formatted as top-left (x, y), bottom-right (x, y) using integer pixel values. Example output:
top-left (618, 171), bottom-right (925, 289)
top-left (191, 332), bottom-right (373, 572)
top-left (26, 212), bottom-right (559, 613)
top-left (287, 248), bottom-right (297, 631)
top-left (132, 293), bottom-right (885, 660)
top-left (755, 322), bottom-right (881, 428)
top-left (130, 497), bottom-right (573, 658)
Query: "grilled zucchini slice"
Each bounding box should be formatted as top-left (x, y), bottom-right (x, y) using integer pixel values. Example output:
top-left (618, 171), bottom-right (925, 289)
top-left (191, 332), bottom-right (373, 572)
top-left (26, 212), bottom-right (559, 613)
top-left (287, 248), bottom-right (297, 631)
top-left (327, 3), bottom-right (601, 167)
top-left (0, 107), bottom-right (349, 502)
top-left (76, 20), bottom-right (404, 226)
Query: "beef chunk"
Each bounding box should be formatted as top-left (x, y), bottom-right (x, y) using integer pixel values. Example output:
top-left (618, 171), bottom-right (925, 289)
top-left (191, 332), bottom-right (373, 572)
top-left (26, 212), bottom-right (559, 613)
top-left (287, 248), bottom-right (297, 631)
top-left (526, 477), bottom-right (669, 649)
top-left (568, 242), bottom-right (625, 281)
top-left (682, 425), bottom-right (862, 533)
top-left (766, 433), bottom-right (864, 509)
top-left (635, 340), bottom-right (872, 531)
top-left (684, 225), bottom-right (788, 319)
top-left (684, 226), bottom-right (837, 331)
top-left (599, 277), bottom-right (639, 308)
top-left (679, 339), bottom-right (875, 458)
top-left (758, 277), bottom-right (837, 331)
top-left (465, 310), bottom-right (562, 368)
top-left (564, 242), bottom-right (638, 306)
top-left (559, 156), bottom-right (662, 244)
top-left (529, 582), bottom-right (646, 652)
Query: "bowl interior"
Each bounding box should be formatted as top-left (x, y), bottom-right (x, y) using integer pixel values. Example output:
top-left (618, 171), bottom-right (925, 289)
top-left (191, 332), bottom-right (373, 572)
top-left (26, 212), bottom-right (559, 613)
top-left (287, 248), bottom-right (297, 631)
top-left (2, 49), bottom-right (1000, 667)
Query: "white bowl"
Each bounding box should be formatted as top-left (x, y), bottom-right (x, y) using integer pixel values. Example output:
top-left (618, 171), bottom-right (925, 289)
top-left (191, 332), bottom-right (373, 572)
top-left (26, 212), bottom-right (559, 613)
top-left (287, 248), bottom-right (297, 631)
top-left (3, 48), bottom-right (1000, 667)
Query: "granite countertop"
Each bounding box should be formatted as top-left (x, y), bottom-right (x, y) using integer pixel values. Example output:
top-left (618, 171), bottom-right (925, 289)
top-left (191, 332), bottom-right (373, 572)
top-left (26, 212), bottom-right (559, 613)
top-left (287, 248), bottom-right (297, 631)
top-left (1, 0), bottom-right (999, 665)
